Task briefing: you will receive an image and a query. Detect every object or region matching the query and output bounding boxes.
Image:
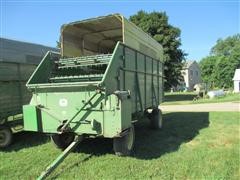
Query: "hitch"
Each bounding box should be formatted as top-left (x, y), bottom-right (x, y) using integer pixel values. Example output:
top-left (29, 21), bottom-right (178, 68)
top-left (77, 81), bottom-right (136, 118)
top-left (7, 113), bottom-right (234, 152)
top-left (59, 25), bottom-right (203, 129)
top-left (37, 136), bottom-right (83, 180)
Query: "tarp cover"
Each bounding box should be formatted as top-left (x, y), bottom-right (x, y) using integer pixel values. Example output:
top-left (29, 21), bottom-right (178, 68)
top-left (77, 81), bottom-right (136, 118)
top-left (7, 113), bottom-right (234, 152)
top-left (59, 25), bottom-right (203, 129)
top-left (61, 14), bottom-right (163, 60)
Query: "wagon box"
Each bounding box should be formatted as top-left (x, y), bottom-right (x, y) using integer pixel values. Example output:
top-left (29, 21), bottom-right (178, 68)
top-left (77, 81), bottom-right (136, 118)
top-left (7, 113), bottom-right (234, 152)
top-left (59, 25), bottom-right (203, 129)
top-left (0, 62), bottom-right (40, 147)
top-left (0, 38), bottom-right (58, 148)
top-left (23, 14), bottom-right (164, 178)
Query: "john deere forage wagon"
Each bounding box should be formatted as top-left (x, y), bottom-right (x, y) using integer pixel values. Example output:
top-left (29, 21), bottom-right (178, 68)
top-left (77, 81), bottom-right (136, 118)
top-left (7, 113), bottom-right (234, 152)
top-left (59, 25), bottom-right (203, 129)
top-left (23, 14), bottom-right (164, 178)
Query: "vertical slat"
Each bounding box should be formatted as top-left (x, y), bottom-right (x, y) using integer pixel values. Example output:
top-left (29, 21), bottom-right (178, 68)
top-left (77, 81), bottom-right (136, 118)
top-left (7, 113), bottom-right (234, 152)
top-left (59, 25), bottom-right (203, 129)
top-left (144, 56), bottom-right (146, 109)
top-left (162, 62), bottom-right (164, 102)
top-left (135, 51), bottom-right (138, 112)
top-left (151, 58), bottom-right (154, 107)
top-left (123, 46), bottom-right (126, 90)
top-left (17, 64), bottom-right (23, 107)
top-left (157, 61), bottom-right (160, 105)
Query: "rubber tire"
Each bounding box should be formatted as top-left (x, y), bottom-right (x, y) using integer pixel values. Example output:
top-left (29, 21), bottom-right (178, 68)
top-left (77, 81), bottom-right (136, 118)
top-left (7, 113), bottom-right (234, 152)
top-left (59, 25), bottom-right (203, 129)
top-left (150, 108), bottom-right (163, 129)
top-left (113, 124), bottom-right (135, 156)
top-left (51, 132), bottom-right (75, 150)
top-left (0, 126), bottom-right (13, 148)
top-left (0, 118), bottom-right (7, 125)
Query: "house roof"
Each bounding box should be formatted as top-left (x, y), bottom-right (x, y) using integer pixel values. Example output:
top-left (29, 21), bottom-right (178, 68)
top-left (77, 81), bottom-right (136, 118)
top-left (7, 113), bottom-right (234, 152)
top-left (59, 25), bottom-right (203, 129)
top-left (233, 69), bottom-right (240, 81)
top-left (183, 61), bottom-right (197, 69)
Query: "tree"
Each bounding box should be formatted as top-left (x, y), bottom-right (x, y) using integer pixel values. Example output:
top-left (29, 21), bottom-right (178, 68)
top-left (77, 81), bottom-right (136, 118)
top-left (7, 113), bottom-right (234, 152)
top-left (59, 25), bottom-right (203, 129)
top-left (199, 56), bottom-right (218, 88)
top-left (56, 40), bottom-right (61, 48)
top-left (211, 34), bottom-right (240, 56)
top-left (56, 38), bottom-right (61, 48)
top-left (200, 34), bottom-right (240, 89)
top-left (130, 11), bottom-right (185, 90)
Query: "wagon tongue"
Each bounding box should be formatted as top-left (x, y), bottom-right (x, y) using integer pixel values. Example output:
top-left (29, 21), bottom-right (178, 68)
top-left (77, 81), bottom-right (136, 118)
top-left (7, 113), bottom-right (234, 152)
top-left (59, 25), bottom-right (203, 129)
top-left (49, 54), bottom-right (112, 83)
top-left (38, 136), bottom-right (82, 180)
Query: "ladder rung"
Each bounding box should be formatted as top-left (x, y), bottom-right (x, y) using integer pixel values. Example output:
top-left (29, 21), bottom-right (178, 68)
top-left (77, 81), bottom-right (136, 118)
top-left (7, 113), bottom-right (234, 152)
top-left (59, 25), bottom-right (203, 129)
top-left (50, 54), bottom-right (110, 83)
top-left (58, 62), bottom-right (108, 69)
top-left (58, 54), bottom-right (112, 64)
top-left (50, 74), bottom-right (104, 81)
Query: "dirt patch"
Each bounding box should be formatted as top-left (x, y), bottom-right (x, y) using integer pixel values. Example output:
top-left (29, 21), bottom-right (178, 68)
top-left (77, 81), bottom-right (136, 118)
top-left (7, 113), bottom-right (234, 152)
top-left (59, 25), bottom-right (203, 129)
top-left (160, 102), bottom-right (240, 112)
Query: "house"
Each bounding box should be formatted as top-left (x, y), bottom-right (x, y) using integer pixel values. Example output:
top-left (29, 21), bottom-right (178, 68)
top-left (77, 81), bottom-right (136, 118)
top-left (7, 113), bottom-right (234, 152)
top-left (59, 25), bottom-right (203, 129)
top-left (233, 69), bottom-right (240, 92)
top-left (180, 61), bottom-right (202, 91)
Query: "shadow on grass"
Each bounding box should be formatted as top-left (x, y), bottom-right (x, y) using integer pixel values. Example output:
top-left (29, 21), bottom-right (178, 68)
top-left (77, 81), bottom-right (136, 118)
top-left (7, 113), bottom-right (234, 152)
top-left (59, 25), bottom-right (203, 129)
top-left (1, 112), bottom-right (210, 180)
top-left (134, 112), bottom-right (209, 159)
top-left (51, 112), bottom-right (209, 179)
top-left (1, 112), bottom-right (209, 159)
top-left (0, 131), bottom-right (49, 152)
top-left (73, 112), bottom-right (209, 160)
top-left (164, 94), bottom-right (197, 102)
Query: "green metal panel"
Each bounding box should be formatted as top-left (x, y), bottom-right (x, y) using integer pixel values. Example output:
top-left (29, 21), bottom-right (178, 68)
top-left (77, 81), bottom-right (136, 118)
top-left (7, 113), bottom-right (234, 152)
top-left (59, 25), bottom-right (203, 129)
top-left (123, 16), bottom-right (163, 60)
top-left (0, 62), bottom-right (37, 81)
top-left (23, 105), bottom-right (38, 131)
top-left (102, 42), bottom-right (163, 112)
top-left (27, 51), bottom-right (60, 85)
top-left (0, 62), bottom-right (36, 120)
top-left (24, 91), bottom-right (129, 137)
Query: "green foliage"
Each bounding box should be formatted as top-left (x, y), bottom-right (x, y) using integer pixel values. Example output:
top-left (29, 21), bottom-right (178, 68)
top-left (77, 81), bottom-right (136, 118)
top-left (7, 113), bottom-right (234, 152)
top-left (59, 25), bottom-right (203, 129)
top-left (211, 34), bottom-right (240, 56)
top-left (56, 40), bottom-right (61, 48)
top-left (200, 34), bottom-right (240, 88)
top-left (200, 56), bottom-right (218, 87)
top-left (130, 11), bottom-right (185, 90)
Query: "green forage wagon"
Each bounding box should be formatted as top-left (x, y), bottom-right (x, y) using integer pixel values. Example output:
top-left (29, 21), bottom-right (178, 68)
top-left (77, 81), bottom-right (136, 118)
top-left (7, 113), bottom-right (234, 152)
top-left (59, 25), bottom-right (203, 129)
top-left (23, 14), bottom-right (164, 178)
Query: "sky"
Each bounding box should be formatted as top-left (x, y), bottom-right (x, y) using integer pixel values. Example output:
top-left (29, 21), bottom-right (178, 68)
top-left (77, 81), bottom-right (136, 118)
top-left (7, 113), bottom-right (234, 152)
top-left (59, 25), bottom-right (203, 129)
top-left (0, 0), bottom-right (239, 61)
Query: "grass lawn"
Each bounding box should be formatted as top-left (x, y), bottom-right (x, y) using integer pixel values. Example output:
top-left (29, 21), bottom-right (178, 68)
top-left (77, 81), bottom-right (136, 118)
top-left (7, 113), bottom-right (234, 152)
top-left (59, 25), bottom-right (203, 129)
top-left (0, 112), bottom-right (239, 179)
top-left (163, 92), bottom-right (240, 105)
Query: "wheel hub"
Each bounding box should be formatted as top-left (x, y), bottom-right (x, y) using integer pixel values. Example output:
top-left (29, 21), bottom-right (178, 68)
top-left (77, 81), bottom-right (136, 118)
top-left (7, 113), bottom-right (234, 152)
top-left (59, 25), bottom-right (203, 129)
top-left (0, 130), bottom-right (7, 144)
top-left (0, 132), bottom-right (6, 143)
top-left (127, 127), bottom-right (134, 150)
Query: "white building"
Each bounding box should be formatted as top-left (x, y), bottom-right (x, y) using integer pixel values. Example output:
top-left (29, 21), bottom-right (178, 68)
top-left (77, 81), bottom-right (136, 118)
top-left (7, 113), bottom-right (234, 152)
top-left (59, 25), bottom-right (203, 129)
top-left (233, 69), bottom-right (240, 92)
top-left (180, 61), bottom-right (202, 91)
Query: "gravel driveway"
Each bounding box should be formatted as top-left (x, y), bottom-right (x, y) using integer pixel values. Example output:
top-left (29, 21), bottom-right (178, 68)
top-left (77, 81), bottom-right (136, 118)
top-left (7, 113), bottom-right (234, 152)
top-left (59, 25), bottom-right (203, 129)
top-left (160, 102), bottom-right (240, 112)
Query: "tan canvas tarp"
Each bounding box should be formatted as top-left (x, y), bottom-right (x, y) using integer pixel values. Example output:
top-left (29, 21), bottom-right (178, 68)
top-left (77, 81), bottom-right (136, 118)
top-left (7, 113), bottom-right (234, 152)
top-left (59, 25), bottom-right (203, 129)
top-left (61, 14), bottom-right (163, 60)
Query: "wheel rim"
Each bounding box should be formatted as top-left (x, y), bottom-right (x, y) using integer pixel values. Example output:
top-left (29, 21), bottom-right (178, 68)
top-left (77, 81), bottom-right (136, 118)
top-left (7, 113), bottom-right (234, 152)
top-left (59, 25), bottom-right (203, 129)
top-left (62, 133), bottom-right (74, 144)
top-left (158, 110), bottom-right (162, 128)
top-left (158, 116), bottom-right (162, 127)
top-left (0, 118), bottom-right (6, 125)
top-left (127, 127), bottom-right (134, 150)
top-left (0, 132), bottom-right (6, 144)
top-left (0, 130), bottom-right (8, 145)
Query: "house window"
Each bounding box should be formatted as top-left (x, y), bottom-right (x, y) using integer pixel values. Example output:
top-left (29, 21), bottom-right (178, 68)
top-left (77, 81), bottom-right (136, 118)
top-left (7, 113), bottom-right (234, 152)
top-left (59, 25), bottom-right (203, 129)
top-left (190, 70), bottom-right (193, 76)
top-left (196, 71), bottom-right (198, 76)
